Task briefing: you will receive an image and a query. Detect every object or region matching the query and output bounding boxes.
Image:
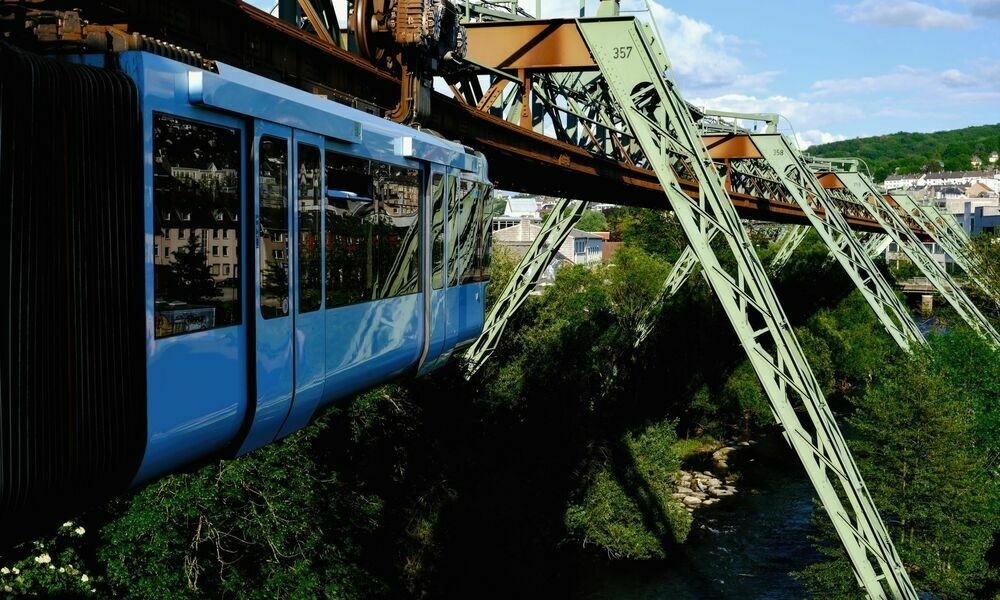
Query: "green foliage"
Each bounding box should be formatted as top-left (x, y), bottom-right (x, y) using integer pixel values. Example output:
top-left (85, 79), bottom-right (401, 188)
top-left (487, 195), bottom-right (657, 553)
top-left (797, 350), bottom-right (999, 598)
top-left (601, 245), bottom-right (671, 331)
top-left (98, 419), bottom-right (382, 599)
top-left (564, 419), bottom-right (691, 559)
top-left (604, 207), bottom-right (685, 261)
top-left (808, 123), bottom-right (1000, 181)
top-left (719, 361), bottom-right (771, 434)
top-left (0, 522), bottom-right (97, 596)
top-left (803, 290), bottom-right (896, 393)
top-left (575, 209), bottom-right (609, 232)
top-left (485, 243), bottom-right (518, 310)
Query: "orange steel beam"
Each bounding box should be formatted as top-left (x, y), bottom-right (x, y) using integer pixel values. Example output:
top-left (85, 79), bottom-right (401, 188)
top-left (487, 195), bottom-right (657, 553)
top-left (464, 19), bottom-right (598, 72)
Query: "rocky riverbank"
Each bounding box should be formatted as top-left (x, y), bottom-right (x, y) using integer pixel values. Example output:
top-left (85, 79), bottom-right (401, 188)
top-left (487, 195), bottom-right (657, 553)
top-left (673, 441), bottom-right (754, 513)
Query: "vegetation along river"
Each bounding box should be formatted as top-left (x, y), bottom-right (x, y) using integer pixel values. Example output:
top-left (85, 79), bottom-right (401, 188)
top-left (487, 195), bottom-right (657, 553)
top-left (579, 433), bottom-right (823, 599)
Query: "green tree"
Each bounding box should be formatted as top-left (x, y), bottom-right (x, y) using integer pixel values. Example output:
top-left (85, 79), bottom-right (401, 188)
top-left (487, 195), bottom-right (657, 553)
top-left (564, 419), bottom-right (691, 559)
top-left (98, 418), bottom-right (382, 599)
top-left (797, 351), bottom-right (997, 598)
top-left (169, 233), bottom-right (219, 305)
top-left (575, 209), bottom-right (608, 232)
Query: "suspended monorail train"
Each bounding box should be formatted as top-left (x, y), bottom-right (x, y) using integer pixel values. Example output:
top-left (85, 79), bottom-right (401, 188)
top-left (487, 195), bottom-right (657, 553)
top-left (0, 40), bottom-right (492, 541)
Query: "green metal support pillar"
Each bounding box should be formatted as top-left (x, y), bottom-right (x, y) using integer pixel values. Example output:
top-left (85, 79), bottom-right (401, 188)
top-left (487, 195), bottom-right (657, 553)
top-left (745, 134), bottom-right (924, 351)
top-left (464, 199), bottom-right (588, 376)
top-left (892, 193), bottom-right (1000, 307)
top-left (576, 17), bottom-right (915, 598)
top-left (831, 172), bottom-right (1000, 348)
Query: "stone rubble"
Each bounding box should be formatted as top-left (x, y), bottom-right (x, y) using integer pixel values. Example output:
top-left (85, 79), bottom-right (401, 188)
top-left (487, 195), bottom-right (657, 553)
top-left (672, 441), bottom-right (752, 513)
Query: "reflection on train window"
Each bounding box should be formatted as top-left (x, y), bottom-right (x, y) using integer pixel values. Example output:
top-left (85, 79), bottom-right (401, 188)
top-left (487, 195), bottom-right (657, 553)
top-left (152, 113), bottom-right (241, 339)
top-left (325, 152), bottom-right (421, 307)
top-left (259, 136), bottom-right (289, 319)
top-left (297, 143), bottom-right (322, 313)
top-left (431, 174), bottom-right (446, 290)
top-left (449, 178), bottom-right (493, 285)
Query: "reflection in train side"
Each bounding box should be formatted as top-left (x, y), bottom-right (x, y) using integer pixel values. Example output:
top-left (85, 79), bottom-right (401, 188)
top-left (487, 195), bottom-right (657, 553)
top-left (152, 113), bottom-right (242, 338)
top-left (259, 136), bottom-right (289, 319)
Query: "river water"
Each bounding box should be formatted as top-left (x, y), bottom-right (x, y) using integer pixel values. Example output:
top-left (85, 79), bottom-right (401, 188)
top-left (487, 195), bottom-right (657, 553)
top-left (579, 437), bottom-right (824, 599)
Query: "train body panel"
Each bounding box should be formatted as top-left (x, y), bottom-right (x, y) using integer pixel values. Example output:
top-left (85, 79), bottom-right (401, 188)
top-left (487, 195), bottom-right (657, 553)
top-left (0, 40), bottom-right (491, 538)
top-left (120, 52), bottom-right (250, 485)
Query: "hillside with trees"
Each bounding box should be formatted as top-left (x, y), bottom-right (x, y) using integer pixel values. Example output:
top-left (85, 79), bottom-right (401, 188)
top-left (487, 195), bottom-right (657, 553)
top-left (807, 123), bottom-right (1000, 183)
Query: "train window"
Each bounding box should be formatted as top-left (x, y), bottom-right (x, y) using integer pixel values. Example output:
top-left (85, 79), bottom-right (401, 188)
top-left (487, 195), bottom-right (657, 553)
top-left (297, 143), bottom-right (322, 313)
top-left (259, 136), bottom-right (289, 319)
top-left (431, 174), bottom-right (446, 290)
top-left (325, 152), bottom-right (421, 306)
top-left (449, 178), bottom-right (492, 285)
top-left (152, 113), bottom-right (241, 338)
top-left (447, 177), bottom-right (466, 286)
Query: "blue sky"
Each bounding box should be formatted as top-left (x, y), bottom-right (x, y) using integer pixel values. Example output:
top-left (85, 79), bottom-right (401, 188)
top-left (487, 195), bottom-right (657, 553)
top-left (248, 0), bottom-right (1000, 148)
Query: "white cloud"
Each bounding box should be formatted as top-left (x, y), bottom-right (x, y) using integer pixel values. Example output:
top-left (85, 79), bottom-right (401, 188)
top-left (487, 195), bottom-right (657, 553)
top-left (795, 130), bottom-right (848, 150)
top-left (642, 3), bottom-right (769, 93)
top-left (835, 0), bottom-right (977, 29)
top-left (940, 68), bottom-right (977, 87)
top-left (687, 93), bottom-right (863, 130)
top-left (808, 67), bottom-right (923, 97)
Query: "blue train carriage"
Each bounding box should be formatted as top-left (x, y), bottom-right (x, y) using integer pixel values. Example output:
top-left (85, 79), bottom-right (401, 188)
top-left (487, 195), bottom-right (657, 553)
top-left (0, 41), bottom-right (493, 542)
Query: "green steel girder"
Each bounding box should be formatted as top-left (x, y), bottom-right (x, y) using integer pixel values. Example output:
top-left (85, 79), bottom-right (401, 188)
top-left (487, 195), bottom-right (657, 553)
top-left (575, 17), bottom-right (915, 599)
top-left (829, 172), bottom-right (1000, 348)
top-left (745, 134), bottom-right (924, 351)
top-left (770, 225), bottom-right (811, 271)
top-left (464, 198), bottom-right (588, 376)
top-left (925, 202), bottom-right (971, 242)
top-left (861, 232), bottom-right (893, 259)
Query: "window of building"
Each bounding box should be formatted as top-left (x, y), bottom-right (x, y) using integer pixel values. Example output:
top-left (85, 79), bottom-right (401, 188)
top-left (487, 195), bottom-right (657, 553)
top-left (222, 246), bottom-right (229, 257)
top-left (212, 246), bottom-right (219, 256)
top-left (574, 239), bottom-right (585, 254)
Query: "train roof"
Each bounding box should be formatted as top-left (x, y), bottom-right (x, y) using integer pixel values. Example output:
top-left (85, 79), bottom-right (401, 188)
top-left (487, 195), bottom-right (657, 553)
top-left (119, 50), bottom-right (486, 177)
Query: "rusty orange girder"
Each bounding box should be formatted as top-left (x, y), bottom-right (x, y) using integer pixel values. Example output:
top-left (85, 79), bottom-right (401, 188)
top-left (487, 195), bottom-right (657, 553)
top-left (6, 2), bottom-right (896, 233)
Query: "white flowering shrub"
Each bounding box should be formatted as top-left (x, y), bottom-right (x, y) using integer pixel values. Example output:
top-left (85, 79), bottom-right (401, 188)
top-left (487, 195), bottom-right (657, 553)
top-left (0, 521), bottom-right (97, 596)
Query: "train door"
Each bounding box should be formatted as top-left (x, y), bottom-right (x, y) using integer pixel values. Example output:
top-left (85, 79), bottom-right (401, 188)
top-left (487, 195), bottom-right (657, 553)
top-left (238, 123), bottom-right (326, 453)
top-left (418, 165), bottom-right (450, 374)
top-left (277, 132), bottom-right (326, 438)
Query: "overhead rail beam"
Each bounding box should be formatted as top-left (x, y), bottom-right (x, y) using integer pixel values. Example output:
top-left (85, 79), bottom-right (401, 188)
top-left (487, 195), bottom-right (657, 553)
top-left (575, 17), bottom-right (915, 598)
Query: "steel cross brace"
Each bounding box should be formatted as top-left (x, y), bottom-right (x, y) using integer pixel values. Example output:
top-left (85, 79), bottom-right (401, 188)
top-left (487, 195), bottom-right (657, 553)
top-left (891, 193), bottom-right (1000, 308)
top-left (861, 232), bottom-right (893, 259)
top-left (830, 172), bottom-right (1000, 348)
top-left (770, 225), bottom-right (811, 271)
top-left (576, 17), bottom-right (915, 599)
top-left (464, 198), bottom-right (588, 376)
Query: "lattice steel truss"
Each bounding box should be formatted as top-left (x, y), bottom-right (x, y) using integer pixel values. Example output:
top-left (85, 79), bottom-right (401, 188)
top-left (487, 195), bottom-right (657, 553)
top-left (464, 198), bottom-right (588, 375)
top-left (770, 224), bottom-right (811, 271)
top-left (890, 193), bottom-right (1000, 308)
top-left (821, 171), bottom-right (1000, 348)
top-left (732, 134), bottom-right (924, 351)
top-left (576, 17), bottom-right (915, 599)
